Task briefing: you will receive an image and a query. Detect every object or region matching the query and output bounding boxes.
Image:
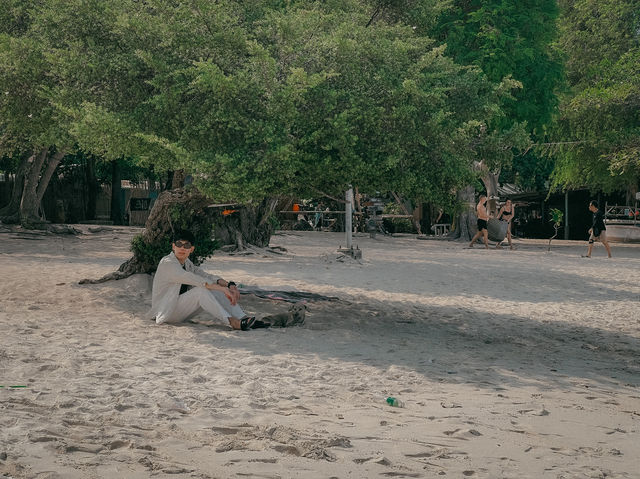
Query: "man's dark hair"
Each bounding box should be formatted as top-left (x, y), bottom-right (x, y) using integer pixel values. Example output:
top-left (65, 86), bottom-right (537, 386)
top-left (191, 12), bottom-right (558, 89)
top-left (173, 229), bottom-right (195, 245)
top-left (589, 200), bottom-right (599, 209)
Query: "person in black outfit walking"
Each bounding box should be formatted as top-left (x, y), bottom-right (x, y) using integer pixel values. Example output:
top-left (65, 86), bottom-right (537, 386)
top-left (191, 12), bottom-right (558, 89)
top-left (583, 200), bottom-right (612, 258)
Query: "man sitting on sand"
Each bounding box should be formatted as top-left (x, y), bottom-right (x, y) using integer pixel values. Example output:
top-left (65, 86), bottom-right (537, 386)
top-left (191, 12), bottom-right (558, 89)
top-left (583, 200), bottom-right (613, 258)
top-left (147, 229), bottom-right (263, 330)
top-left (469, 194), bottom-right (490, 249)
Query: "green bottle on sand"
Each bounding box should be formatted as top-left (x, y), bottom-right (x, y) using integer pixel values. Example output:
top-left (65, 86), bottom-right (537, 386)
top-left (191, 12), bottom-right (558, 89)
top-left (386, 397), bottom-right (405, 408)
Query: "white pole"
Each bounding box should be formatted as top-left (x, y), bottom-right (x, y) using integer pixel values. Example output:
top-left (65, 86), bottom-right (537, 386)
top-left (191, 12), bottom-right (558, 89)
top-left (345, 187), bottom-right (353, 249)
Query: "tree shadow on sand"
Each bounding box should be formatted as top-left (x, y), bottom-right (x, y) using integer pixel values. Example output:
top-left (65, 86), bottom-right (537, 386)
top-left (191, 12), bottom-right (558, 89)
top-left (86, 274), bottom-right (640, 395)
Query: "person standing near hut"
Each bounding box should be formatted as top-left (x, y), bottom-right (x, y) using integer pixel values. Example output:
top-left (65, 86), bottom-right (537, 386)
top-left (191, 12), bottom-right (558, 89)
top-left (469, 194), bottom-right (490, 249)
top-left (583, 200), bottom-right (613, 258)
top-left (497, 199), bottom-right (515, 249)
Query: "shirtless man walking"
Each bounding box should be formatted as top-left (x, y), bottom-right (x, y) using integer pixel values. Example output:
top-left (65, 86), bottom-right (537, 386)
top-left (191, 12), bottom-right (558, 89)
top-left (469, 194), bottom-right (490, 249)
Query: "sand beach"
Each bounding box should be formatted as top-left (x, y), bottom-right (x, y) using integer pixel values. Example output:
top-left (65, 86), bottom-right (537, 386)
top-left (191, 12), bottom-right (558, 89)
top-left (1, 226), bottom-right (639, 478)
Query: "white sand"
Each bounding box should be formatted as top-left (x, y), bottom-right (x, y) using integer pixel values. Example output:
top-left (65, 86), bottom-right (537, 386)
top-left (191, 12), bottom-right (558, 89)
top-left (1, 226), bottom-right (639, 478)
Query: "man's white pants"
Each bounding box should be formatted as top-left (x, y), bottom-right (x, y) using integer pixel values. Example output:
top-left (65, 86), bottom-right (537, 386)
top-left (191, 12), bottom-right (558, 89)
top-left (163, 287), bottom-right (246, 324)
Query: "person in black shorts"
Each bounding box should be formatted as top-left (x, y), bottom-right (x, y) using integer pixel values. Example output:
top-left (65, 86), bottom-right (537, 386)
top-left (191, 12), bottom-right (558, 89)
top-left (469, 194), bottom-right (489, 249)
top-left (583, 200), bottom-right (612, 258)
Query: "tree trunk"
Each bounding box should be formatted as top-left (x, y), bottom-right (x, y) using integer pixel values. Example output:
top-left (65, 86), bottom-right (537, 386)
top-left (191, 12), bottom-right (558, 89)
top-left (0, 153), bottom-right (30, 222)
top-left (85, 155), bottom-right (99, 220)
top-left (80, 187), bottom-right (212, 283)
top-left (164, 170), bottom-right (174, 191)
top-left (211, 198), bottom-right (278, 248)
top-left (19, 148), bottom-right (49, 228)
top-left (449, 185), bottom-right (476, 241)
top-left (20, 149), bottom-right (66, 228)
top-left (391, 191), bottom-right (422, 235)
top-left (79, 187), bottom-right (278, 284)
top-left (110, 159), bottom-right (123, 225)
top-left (2, 148), bottom-right (78, 233)
top-left (480, 165), bottom-right (500, 216)
top-left (36, 150), bottom-right (65, 206)
top-left (167, 170), bottom-right (186, 190)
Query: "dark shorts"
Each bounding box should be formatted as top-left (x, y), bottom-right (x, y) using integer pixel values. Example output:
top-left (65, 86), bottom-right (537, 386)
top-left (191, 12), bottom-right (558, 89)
top-left (477, 219), bottom-right (488, 231)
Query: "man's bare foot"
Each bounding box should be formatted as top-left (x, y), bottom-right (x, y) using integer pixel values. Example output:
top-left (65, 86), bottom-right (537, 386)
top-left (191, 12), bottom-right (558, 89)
top-left (228, 317), bottom-right (242, 330)
top-left (468, 243), bottom-right (474, 248)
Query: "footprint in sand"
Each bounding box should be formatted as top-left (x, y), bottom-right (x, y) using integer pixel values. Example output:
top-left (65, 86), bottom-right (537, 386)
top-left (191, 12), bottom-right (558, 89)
top-left (106, 439), bottom-right (130, 450)
top-left (211, 426), bottom-right (246, 435)
top-left (443, 428), bottom-right (482, 439)
top-left (215, 439), bottom-right (250, 453)
top-left (353, 455), bottom-right (391, 465)
top-left (380, 472), bottom-right (422, 478)
top-left (58, 442), bottom-right (103, 454)
top-left (38, 364), bottom-right (60, 372)
top-left (27, 434), bottom-right (59, 443)
top-left (517, 407), bottom-right (549, 416)
top-left (179, 355), bottom-right (200, 363)
top-left (114, 403), bottom-right (136, 411)
top-left (405, 447), bottom-right (454, 461)
top-left (549, 446), bottom-right (607, 457)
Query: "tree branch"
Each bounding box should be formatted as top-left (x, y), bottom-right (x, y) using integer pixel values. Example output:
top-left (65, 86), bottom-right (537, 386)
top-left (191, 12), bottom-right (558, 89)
top-left (366, 3), bottom-right (383, 27)
top-left (310, 186), bottom-right (347, 204)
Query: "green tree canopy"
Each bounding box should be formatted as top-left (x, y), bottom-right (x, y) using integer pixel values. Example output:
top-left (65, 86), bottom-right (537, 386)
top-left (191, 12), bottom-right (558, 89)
top-left (2, 0), bottom-right (539, 229)
top-left (551, 0), bottom-right (640, 194)
top-left (431, 0), bottom-right (563, 189)
top-left (42, 0), bottom-right (525, 208)
top-left (433, 0), bottom-right (562, 133)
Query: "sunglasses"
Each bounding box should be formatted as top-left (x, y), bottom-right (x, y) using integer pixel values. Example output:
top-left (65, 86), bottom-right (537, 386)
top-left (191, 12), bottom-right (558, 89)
top-left (174, 240), bottom-right (193, 249)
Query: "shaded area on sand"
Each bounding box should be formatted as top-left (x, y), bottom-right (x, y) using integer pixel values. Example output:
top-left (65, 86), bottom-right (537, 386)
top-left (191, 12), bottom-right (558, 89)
top-left (238, 285), bottom-right (340, 304)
